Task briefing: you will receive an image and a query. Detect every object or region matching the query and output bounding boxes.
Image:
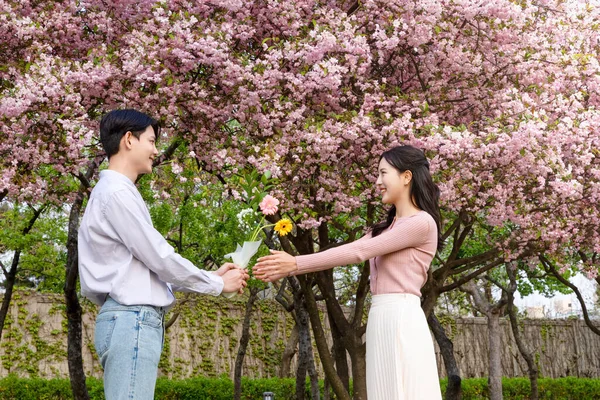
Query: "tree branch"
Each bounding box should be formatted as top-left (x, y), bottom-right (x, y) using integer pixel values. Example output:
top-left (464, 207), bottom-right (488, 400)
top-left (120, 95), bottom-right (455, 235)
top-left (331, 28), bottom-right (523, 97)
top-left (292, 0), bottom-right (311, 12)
top-left (72, 171), bottom-right (92, 189)
top-left (352, 262), bottom-right (370, 330)
top-left (540, 255), bottom-right (600, 336)
top-left (0, 260), bottom-right (7, 276)
top-left (23, 203), bottom-right (47, 235)
top-left (440, 258), bottom-right (504, 293)
top-left (445, 248), bottom-right (501, 271)
top-left (275, 278), bottom-right (295, 312)
top-left (445, 216), bottom-right (474, 265)
top-left (441, 212), bottom-right (465, 242)
top-left (153, 136), bottom-right (183, 168)
top-left (460, 280), bottom-right (492, 314)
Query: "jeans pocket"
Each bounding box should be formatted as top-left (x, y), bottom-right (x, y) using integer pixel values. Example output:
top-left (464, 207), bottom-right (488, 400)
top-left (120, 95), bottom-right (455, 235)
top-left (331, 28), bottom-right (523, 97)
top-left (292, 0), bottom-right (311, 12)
top-left (95, 313), bottom-right (118, 359)
top-left (139, 308), bottom-right (163, 329)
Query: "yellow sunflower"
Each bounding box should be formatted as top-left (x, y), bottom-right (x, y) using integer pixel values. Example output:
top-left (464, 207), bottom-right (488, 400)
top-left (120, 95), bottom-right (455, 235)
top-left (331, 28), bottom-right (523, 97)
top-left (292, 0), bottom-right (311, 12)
top-left (274, 219), bottom-right (293, 236)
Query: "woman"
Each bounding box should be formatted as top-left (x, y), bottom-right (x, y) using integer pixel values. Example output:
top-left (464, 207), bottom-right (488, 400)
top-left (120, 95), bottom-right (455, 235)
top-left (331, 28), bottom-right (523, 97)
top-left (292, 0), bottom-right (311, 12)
top-left (253, 145), bottom-right (443, 399)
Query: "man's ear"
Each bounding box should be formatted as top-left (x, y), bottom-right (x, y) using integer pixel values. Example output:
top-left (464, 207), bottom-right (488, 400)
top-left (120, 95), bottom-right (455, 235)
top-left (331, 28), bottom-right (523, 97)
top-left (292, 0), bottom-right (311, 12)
top-left (122, 131), bottom-right (134, 150)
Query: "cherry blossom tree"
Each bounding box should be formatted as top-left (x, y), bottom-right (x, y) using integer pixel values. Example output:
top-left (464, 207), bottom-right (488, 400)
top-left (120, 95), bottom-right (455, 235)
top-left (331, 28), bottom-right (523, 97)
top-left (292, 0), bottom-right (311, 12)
top-left (2, 0), bottom-right (599, 399)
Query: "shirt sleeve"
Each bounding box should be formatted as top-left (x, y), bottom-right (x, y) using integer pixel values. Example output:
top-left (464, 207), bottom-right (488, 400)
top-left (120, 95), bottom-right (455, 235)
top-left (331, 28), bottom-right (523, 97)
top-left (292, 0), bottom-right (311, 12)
top-left (103, 190), bottom-right (224, 296)
top-left (293, 214), bottom-right (432, 275)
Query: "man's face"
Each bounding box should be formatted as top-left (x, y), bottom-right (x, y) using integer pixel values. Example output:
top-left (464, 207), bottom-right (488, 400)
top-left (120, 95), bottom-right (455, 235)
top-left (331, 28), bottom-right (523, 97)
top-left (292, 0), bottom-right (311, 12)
top-left (129, 126), bottom-right (158, 175)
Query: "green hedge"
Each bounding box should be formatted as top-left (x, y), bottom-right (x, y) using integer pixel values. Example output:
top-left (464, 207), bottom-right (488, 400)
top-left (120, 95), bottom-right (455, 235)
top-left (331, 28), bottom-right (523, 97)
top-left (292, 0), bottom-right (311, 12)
top-left (0, 376), bottom-right (599, 399)
top-left (0, 376), bottom-right (303, 400)
top-left (439, 377), bottom-right (600, 399)
top-left (155, 377), bottom-right (300, 400)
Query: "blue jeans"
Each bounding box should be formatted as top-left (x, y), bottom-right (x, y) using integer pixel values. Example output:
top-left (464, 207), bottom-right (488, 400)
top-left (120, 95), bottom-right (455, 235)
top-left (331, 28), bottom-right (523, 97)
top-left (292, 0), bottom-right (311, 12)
top-left (95, 297), bottom-right (165, 400)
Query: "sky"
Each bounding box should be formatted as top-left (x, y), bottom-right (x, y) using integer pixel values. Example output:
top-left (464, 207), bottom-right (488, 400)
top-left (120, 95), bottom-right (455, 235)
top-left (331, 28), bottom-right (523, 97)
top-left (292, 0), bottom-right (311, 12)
top-left (513, 273), bottom-right (598, 319)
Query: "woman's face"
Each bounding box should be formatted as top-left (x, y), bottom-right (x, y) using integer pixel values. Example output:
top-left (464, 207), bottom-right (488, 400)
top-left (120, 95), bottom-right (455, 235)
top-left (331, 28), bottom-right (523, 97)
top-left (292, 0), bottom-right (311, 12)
top-left (376, 157), bottom-right (410, 205)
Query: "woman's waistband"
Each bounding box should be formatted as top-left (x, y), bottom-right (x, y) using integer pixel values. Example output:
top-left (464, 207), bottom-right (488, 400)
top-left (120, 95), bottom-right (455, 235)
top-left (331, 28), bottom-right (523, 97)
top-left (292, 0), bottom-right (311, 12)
top-left (371, 293), bottom-right (421, 307)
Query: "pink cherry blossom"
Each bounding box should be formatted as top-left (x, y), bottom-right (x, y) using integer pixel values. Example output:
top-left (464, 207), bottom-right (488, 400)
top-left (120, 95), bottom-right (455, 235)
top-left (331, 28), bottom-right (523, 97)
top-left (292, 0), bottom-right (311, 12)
top-left (0, 0), bottom-right (598, 273)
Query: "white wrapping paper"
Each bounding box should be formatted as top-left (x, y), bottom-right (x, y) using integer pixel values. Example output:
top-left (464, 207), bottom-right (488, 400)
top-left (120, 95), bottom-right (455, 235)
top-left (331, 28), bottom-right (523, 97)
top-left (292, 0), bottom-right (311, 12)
top-left (221, 240), bottom-right (262, 298)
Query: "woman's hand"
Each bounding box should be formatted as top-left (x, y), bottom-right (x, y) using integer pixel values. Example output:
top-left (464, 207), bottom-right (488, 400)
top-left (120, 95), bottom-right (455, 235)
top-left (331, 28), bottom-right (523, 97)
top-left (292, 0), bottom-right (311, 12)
top-left (253, 250), bottom-right (297, 282)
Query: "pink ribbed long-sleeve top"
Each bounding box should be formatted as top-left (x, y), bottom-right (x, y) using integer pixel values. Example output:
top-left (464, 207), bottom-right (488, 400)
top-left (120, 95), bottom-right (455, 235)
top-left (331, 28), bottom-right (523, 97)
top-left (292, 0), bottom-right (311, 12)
top-left (293, 211), bottom-right (437, 296)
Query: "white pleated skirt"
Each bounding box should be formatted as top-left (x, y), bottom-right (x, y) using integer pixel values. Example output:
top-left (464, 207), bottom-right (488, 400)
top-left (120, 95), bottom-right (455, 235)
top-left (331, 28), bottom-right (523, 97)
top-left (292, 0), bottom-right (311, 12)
top-left (366, 293), bottom-right (442, 400)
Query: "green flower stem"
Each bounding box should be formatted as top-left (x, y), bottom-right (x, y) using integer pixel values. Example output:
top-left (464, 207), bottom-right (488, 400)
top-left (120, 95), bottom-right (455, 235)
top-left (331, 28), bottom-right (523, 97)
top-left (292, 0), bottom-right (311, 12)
top-left (249, 218), bottom-right (276, 242)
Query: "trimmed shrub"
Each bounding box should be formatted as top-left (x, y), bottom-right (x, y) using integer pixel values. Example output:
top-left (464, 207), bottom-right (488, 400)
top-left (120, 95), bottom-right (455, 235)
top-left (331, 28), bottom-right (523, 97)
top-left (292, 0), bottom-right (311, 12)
top-left (0, 376), bottom-right (599, 399)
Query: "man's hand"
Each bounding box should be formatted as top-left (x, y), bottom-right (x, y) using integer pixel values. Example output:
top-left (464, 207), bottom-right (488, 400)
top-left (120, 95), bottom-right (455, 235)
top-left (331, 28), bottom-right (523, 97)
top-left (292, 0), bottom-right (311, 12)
top-left (215, 262), bottom-right (239, 277)
top-left (221, 266), bottom-right (250, 294)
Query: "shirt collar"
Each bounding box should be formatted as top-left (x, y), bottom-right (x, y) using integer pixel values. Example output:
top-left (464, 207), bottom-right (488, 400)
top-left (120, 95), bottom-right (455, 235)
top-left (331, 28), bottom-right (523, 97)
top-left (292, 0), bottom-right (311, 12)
top-left (99, 169), bottom-right (136, 186)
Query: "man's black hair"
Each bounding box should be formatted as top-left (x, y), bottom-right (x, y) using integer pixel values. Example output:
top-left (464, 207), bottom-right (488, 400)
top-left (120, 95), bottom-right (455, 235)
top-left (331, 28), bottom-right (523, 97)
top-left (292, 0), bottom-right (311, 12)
top-left (100, 109), bottom-right (160, 158)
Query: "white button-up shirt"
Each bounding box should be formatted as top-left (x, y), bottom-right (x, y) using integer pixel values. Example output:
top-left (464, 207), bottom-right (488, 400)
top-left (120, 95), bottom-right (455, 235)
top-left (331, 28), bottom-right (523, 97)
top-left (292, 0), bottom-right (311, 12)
top-left (78, 170), bottom-right (224, 307)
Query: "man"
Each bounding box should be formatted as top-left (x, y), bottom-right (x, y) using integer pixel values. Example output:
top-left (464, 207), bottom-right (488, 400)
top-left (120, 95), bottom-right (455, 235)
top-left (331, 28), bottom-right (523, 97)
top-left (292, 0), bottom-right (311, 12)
top-left (78, 109), bottom-right (249, 399)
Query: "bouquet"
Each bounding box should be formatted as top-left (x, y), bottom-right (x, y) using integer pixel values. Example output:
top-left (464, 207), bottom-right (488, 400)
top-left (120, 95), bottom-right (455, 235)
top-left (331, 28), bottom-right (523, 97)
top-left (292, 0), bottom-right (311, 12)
top-left (222, 194), bottom-right (293, 298)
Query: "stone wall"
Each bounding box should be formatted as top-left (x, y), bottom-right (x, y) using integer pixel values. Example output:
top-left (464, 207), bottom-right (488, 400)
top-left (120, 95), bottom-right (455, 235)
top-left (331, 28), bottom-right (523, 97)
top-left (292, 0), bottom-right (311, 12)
top-left (0, 291), bottom-right (599, 380)
top-left (443, 316), bottom-right (600, 378)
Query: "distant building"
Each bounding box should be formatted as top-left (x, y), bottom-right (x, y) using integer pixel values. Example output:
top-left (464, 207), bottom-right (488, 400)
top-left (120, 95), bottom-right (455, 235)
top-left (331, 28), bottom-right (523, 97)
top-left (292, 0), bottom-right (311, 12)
top-left (554, 298), bottom-right (574, 318)
top-left (525, 306), bottom-right (546, 318)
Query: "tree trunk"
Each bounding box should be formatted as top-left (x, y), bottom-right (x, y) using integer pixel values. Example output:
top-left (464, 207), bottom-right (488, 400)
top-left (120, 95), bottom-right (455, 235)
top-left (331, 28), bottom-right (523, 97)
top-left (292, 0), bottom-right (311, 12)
top-left (280, 323), bottom-right (299, 378)
top-left (64, 157), bottom-right (102, 400)
top-left (506, 300), bottom-right (539, 399)
top-left (296, 299), bottom-right (311, 399)
top-left (328, 303), bottom-right (350, 392)
top-left (420, 280), bottom-right (441, 319)
top-left (0, 253), bottom-right (19, 342)
top-left (348, 341), bottom-right (367, 400)
top-left (319, 267), bottom-right (349, 392)
top-left (297, 275), bottom-right (351, 400)
top-left (291, 285), bottom-right (321, 400)
top-left (487, 309), bottom-right (503, 400)
top-left (323, 377), bottom-right (331, 400)
top-left (274, 275), bottom-right (317, 399)
top-left (314, 268), bottom-right (367, 400)
top-left (428, 313), bottom-right (462, 400)
top-left (234, 287), bottom-right (259, 400)
top-left (461, 280), bottom-right (507, 400)
top-left (505, 268), bottom-right (539, 400)
top-left (306, 335), bottom-right (321, 400)
top-left (65, 191), bottom-right (90, 400)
